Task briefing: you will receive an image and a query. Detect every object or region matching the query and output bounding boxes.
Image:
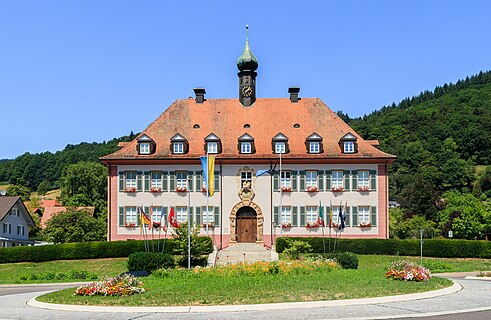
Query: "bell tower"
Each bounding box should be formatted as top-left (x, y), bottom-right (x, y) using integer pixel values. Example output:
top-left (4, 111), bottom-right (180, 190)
top-left (236, 25), bottom-right (258, 107)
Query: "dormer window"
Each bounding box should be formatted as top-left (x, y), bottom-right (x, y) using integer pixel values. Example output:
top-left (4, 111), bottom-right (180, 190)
top-left (137, 134), bottom-right (156, 155)
top-left (171, 133), bottom-right (189, 154)
top-left (272, 133), bottom-right (289, 154)
top-left (204, 133), bottom-right (222, 154)
top-left (339, 133), bottom-right (358, 154)
top-left (306, 132), bottom-right (323, 154)
top-left (238, 133), bottom-right (255, 154)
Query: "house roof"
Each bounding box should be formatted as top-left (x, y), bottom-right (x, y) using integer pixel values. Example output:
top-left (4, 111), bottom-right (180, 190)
top-left (41, 206), bottom-right (96, 228)
top-left (0, 196), bottom-right (35, 226)
top-left (101, 98), bottom-right (396, 161)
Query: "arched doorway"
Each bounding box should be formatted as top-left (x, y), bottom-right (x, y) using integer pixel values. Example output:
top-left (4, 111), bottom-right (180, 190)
top-left (236, 206), bottom-right (257, 243)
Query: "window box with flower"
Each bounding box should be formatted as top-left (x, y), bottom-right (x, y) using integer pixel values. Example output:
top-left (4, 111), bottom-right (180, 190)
top-left (281, 223), bottom-right (292, 229)
top-left (357, 186), bottom-right (370, 192)
top-left (124, 187), bottom-right (137, 193)
top-left (359, 221), bottom-right (372, 228)
top-left (306, 221), bottom-right (321, 228)
top-left (201, 187), bottom-right (207, 193)
top-left (281, 186), bottom-right (292, 193)
top-left (124, 222), bottom-right (136, 228)
top-left (306, 186), bottom-right (318, 193)
top-left (329, 222), bottom-right (340, 228)
top-left (331, 186), bottom-right (344, 192)
top-left (150, 187), bottom-right (162, 193)
top-left (201, 222), bottom-right (214, 228)
top-left (175, 187), bottom-right (188, 193)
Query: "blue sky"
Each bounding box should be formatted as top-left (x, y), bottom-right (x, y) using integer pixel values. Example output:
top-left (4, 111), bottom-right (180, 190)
top-left (1, 0), bottom-right (490, 159)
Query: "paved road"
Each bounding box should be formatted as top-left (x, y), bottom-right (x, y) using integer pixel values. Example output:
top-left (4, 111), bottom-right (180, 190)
top-left (0, 278), bottom-right (490, 320)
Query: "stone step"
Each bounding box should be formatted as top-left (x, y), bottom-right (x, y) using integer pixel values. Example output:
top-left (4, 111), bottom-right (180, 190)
top-left (215, 243), bottom-right (277, 266)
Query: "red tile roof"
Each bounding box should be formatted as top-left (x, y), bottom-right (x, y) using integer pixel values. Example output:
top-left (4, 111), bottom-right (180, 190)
top-left (101, 98), bottom-right (395, 161)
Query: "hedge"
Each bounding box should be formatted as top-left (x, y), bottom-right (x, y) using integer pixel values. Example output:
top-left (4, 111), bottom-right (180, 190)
top-left (276, 237), bottom-right (491, 258)
top-left (0, 237), bottom-right (213, 264)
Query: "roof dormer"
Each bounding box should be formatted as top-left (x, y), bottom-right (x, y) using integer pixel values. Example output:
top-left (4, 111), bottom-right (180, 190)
top-left (238, 133), bottom-right (255, 154)
top-left (305, 132), bottom-right (323, 154)
top-left (272, 132), bottom-right (289, 154)
top-left (339, 132), bottom-right (358, 154)
top-left (170, 133), bottom-right (189, 154)
top-left (136, 134), bottom-right (156, 155)
top-left (204, 133), bottom-right (222, 154)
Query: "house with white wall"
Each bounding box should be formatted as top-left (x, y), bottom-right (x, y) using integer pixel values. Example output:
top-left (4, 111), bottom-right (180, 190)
top-left (0, 196), bottom-right (35, 247)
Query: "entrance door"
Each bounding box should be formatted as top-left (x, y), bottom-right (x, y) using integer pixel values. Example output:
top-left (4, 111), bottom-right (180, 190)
top-left (236, 207), bottom-right (257, 243)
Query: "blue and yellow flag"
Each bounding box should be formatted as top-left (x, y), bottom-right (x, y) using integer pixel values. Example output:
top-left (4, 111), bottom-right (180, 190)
top-left (200, 155), bottom-right (216, 196)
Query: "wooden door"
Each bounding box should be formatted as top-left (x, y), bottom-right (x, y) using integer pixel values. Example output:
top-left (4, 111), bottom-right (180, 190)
top-left (237, 217), bottom-right (257, 243)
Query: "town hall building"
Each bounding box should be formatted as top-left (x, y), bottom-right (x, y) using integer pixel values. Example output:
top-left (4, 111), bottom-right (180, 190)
top-left (101, 28), bottom-right (396, 249)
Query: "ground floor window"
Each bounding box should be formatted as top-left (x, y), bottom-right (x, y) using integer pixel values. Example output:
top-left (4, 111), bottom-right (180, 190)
top-left (202, 207), bottom-right (213, 224)
top-left (306, 206), bottom-right (317, 223)
top-left (176, 206), bottom-right (188, 223)
top-left (281, 207), bottom-right (291, 224)
top-left (358, 206), bottom-right (370, 223)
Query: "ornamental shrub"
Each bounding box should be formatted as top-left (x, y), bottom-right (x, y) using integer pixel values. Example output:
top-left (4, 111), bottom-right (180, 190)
top-left (283, 240), bottom-right (312, 260)
top-left (127, 252), bottom-right (175, 273)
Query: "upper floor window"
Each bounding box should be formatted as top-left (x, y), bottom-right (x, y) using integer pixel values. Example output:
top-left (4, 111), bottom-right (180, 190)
top-left (171, 133), bottom-right (188, 154)
top-left (306, 132), bottom-right (323, 154)
top-left (272, 133), bottom-right (289, 154)
top-left (125, 172), bottom-right (137, 189)
top-left (339, 133), bottom-right (358, 154)
top-left (241, 171), bottom-right (252, 188)
top-left (176, 172), bottom-right (188, 189)
top-left (306, 171), bottom-right (317, 187)
top-left (275, 142), bottom-right (286, 154)
top-left (151, 172), bottom-right (162, 189)
top-left (204, 133), bottom-right (222, 154)
top-left (280, 171), bottom-right (291, 189)
top-left (207, 142), bottom-right (218, 154)
top-left (238, 133), bottom-right (255, 154)
top-left (11, 208), bottom-right (19, 217)
top-left (137, 134), bottom-right (155, 155)
top-left (358, 170), bottom-right (369, 187)
top-left (3, 223), bottom-right (11, 234)
top-left (17, 225), bottom-right (25, 236)
top-left (306, 206), bottom-right (317, 223)
top-left (332, 171), bottom-right (343, 189)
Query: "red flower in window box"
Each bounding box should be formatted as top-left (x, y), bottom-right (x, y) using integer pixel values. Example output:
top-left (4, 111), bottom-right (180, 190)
top-left (202, 187), bottom-right (207, 193)
top-left (306, 186), bottom-right (318, 193)
top-left (329, 222), bottom-right (340, 228)
top-left (357, 186), bottom-right (370, 192)
top-left (201, 223), bottom-right (214, 228)
top-left (331, 187), bottom-right (344, 192)
top-left (124, 187), bottom-right (137, 193)
top-left (359, 222), bottom-right (372, 228)
top-left (281, 223), bottom-right (292, 228)
top-left (124, 222), bottom-right (136, 228)
top-left (281, 186), bottom-right (292, 192)
top-left (175, 187), bottom-right (188, 193)
top-left (306, 221), bottom-right (321, 228)
top-left (150, 187), bottom-right (162, 193)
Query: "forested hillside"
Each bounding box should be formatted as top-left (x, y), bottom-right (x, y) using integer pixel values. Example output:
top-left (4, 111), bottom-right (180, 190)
top-left (348, 71), bottom-right (491, 239)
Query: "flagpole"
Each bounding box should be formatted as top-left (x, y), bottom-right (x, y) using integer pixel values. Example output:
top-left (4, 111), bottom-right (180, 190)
top-left (320, 202), bottom-right (326, 254)
top-left (188, 189), bottom-right (191, 269)
top-left (162, 205), bottom-right (170, 254)
top-left (279, 150), bottom-right (283, 237)
top-left (206, 151), bottom-right (209, 236)
top-left (328, 200), bottom-right (332, 253)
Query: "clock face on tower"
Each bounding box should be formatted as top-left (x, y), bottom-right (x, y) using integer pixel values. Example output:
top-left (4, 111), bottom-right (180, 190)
top-left (241, 85), bottom-right (253, 97)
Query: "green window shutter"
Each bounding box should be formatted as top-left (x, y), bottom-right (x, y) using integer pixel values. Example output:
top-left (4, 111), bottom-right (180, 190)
top-left (162, 207), bottom-right (168, 224)
top-left (144, 171), bottom-right (150, 191)
top-left (299, 170), bottom-right (306, 191)
top-left (162, 171), bottom-right (168, 192)
top-left (195, 207), bottom-right (201, 225)
top-left (371, 206), bottom-right (377, 226)
top-left (136, 171), bottom-right (143, 192)
top-left (189, 207), bottom-right (194, 225)
top-left (169, 171), bottom-right (175, 191)
top-left (214, 171), bottom-right (220, 192)
top-left (137, 209), bottom-right (141, 226)
top-left (119, 172), bottom-right (124, 191)
top-left (292, 206), bottom-right (298, 227)
top-left (214, 207), bottom-right (220, 226)
top-left (292, 171), bottom-right (298, 192)
top-left (370, 170), bottom-right (377, 191)
top-left (119, 207), bottom-right (124, 226)
top-left (318, 170), bottom-right (324, 191)
top-left (352, 207), bottom-right (358, 226)
top-left (300, 206), bottom-right (306, 226)
top-left (345, 207), bottom-right (351, 227)
top-left (187, 171), bottom-right (194, 192)
top-left (351, 170), bottom-right (358, 191)
top-left (344, 170), bottom-right (350, 190)
top-left (326, 170), bottom-right (332, 190)
top-left (273, 172), bottom-right (279, 191)
top-left (195, 171), bottom-right (202, 191)
top-left (274, 207), bottom-right (279, 224)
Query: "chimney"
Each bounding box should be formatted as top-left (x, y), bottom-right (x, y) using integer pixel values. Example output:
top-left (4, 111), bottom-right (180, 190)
top-left (288, 87), bottom-right (300, 103)
top-left (193, 88), bottom-right (206, 104)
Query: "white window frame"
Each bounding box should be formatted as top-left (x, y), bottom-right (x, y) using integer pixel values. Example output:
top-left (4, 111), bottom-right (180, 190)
top-left (358, 206), bottom-right (370, 223)
top-left (151, 207), bottom-right (163, 224)
top-left (344, 141), bottom-right (355, 153)
top-left (275, 142), bottom-right (286, 154)
top-left (306, 206), bottom-right (317, 223)
top-left (176, 172), bottom-right (188, 189)
top-left (332, 171), bottom-right (343, 188)
top-left (240, 141), bottom-right (252, 154)
top-left (125, 172), bottom-right (137, 189)
top-left (306, 171), bottom-right (317, 187)
top-left (151, 172), bottom-right (162, 189)
top-left (207, 142), bottom-right (218, 154)
top-left (358, 170), bottom-right (369, 188)
top-left (281, 207), bottom-right (292, 224)
top-left (241, 171), bottom-right (252, 188)
top-left (139, 142), bottom-right (151, 154)
top-left (332, 206), bottom-right (342, 224)
top-left (17, 225), bottom-right (25, 236)
top-left (202, 207), bottom-right (214, 224)
top-left (280, 171), bottom-right (291, 188)
top-left (173, 142), bottom-right (184, 154)
top-left (125, 207), bottom-right (137, 224)
top-left (176, 206), bottom-right (188, 223)
top-left (11, 208), bottom-right (19, 217)
top-left (3, 222), bottom-right (11, 234)
top-left (309, 141), bottom-right (320, 153)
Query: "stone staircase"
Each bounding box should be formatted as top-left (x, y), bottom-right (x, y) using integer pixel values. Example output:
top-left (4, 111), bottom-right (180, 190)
top-left (214, 243), bottom-right (278, 266)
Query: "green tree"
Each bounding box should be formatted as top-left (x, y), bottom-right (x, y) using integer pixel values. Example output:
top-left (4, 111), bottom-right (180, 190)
top-left (36, 179), bottom-right (51, 195)
top-left (7, 183), bottom-right (31, 202)
top-left (42, 208), bottom-right (106, 243)
top-left (172, 223), bottom-right (209, 267)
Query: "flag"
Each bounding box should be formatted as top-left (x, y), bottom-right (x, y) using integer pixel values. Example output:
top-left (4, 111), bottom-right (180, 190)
top-left (200, 155), bottom-right (216, 196)
top-left (329, 200), bottom-right (333, 227)
top-left (168, 207), bottom-right (179, 228)
top-left (257, 169), bottom-right (274, 177)
top-left (140, 207), bottom-right (151, 225)
top-left (317, 200), bottom-right (325, 227)
top-left (338, 203), bottom-right (345, 231)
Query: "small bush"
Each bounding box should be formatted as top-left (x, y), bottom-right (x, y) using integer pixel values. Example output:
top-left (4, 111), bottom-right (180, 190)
top-left (423, 260), bottom-right (452, 272)
top-left (127, 252), bottom-right (175, 273)
top-left (284, 240), bottom-right (312, 260)
top-left (310, 252), bottom-right (359, 269)
top-left (176, 255), bottom-right (208, 268)
top-left (18, 270), bottom-right (98, 282)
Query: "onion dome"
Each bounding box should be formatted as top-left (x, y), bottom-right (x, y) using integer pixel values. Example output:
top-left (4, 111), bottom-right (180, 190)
top-left (236, 25), bottom-right (258, 72)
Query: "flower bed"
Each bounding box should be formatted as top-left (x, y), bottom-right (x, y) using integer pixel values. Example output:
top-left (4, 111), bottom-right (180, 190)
top-left (386, 260), bottom-right (431, 282)
top-left (74, 274), bottom-right (146, 296)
